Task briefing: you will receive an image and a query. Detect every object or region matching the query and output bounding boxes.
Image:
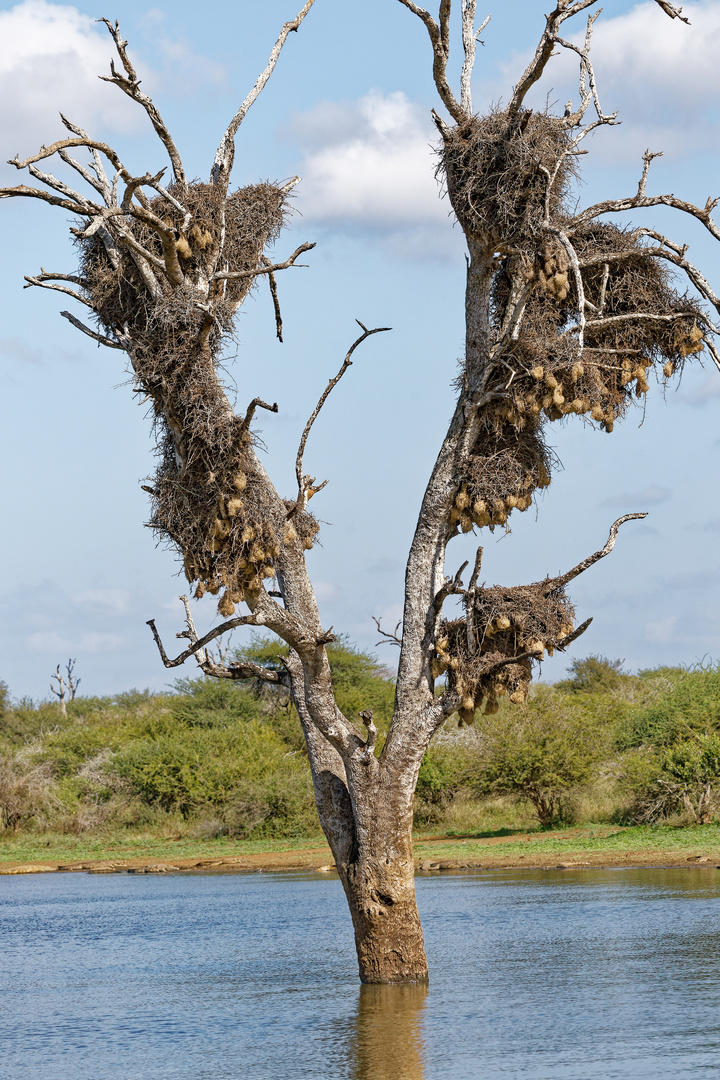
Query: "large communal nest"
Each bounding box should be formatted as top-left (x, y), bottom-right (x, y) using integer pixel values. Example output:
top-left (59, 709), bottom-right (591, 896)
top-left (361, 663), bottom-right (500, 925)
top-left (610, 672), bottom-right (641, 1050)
top-left (433, 580), bottom-right (576, 725)
top-left (81, 181), bottom-right (286, 334)
top-left (492, 223), bottom-right (708, 435)
top-left (74, 180), bottom-right (317, 614)
top-left (438, 109), bottom-right (577, 247)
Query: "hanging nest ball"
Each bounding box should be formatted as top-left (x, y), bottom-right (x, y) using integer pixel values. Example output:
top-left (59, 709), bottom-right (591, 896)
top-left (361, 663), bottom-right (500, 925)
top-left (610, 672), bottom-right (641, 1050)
top-left (437, 109), bottom-right (577, 247)
top-left (449, 416), bottom-right (553, 532)
top-left (432, 579), bottom-right (576, 724)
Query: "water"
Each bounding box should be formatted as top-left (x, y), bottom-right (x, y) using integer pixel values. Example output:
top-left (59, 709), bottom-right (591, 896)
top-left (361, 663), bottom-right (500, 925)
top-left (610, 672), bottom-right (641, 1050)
top-left (1, 867), bottom-right (720, 1079)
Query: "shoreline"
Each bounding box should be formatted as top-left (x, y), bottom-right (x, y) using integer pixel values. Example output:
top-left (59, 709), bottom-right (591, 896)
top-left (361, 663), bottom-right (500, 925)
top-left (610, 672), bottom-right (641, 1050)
top-left (2, 835), bottom-right (719, 876)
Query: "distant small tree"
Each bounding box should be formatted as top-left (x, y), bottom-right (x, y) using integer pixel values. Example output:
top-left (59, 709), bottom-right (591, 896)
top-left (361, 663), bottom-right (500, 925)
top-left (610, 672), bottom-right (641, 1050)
top-left (2, 0), bottom-right (719, 982)
top-left (50, 659), bottom-right (81, 717)
top-left (557, 655), bottom-right (627, 694)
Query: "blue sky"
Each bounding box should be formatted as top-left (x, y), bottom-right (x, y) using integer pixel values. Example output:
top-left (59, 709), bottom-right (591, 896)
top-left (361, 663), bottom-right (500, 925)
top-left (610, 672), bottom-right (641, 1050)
top-left (1, 0), bottom-right (719, 698)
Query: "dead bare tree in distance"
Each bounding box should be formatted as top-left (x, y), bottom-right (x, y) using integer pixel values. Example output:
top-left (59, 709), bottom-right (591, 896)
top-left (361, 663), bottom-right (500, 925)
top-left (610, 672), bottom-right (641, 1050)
top-left (2, 0), bottom-right (719, 982)
top-left (50, 659), bottom-right (81, 717)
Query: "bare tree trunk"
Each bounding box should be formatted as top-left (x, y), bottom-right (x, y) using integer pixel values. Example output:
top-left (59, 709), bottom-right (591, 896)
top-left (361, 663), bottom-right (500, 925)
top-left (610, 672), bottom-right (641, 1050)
top-left (339, 784), bottom-right (427, 983)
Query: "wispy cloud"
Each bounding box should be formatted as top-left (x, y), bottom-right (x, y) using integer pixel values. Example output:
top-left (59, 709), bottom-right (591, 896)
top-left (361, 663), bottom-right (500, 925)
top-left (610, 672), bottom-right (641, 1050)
top-left (645, 615), bottom-right (678, 644)
top-left (680, 371), bottom-right (720, 407)
top-left (0, 1), bottom-right (224, 182)
top-left (601, 485), bottom-right (672, 508)
top-left (367, 557), bottom-right (401, 574)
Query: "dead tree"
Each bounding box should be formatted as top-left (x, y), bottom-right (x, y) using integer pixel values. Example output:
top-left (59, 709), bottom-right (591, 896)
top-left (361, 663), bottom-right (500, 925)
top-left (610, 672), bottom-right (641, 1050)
top-left (50, 659), bottom-right (80, 716)
top-left (2, 1), bottom-right (718, 982)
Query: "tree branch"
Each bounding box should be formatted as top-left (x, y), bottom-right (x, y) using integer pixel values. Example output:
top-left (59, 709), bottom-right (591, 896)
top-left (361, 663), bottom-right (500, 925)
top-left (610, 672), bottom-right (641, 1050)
top-left (292, 320), bottom-right (391, 512)
top-left (239, 397), bottom-right (278, 438)
top-left (24, 274), bottom-right (92, 308)
top-left (460, 4), bottom-right (490, 117)
top-left (551, 513), bottom-right (648, 591)
top-left (373, 616), bottom-right (402, 647)
top-left (653, 0), bottom-right (690, 23)
top-left (213, 241), bottom-right (316, 281)
top-left (396, 0), bottom-right (466, 122)
top-left (60, 310), bottom-right (123, 349)
top-left (146, 603), bottom-right (263, 668)
top-left (211, 0), bottom-right (317, 191)
top-left (574, 152), bottom-right (720, 245)
top-left (508, 0), bottom-right (599, 118)
top-left (98, 19), bottom-right (187, 186)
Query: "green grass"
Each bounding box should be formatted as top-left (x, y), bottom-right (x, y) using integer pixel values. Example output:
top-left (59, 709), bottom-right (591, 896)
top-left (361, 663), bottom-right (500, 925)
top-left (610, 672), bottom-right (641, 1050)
top-left (414, 823), bottom-right (720, 862)
top-left (0, 829), bottom-right (327, 865)
top-left (3, 822), bottom-right (720, 868)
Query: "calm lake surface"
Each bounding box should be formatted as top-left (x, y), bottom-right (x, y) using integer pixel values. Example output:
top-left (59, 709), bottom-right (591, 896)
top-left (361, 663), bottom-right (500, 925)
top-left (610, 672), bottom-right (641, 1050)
top-left (1, 867), bottom-right (720, 1079)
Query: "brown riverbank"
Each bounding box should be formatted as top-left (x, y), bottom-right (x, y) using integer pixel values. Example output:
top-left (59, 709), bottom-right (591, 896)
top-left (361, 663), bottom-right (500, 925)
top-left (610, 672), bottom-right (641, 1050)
top-left (2, 826), bottom-right (719, 875)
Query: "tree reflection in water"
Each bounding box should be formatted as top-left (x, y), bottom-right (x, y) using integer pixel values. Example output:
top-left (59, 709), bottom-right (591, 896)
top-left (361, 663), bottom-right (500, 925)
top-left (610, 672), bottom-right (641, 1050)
top-left (351, 982), bottom-right (429, 1080)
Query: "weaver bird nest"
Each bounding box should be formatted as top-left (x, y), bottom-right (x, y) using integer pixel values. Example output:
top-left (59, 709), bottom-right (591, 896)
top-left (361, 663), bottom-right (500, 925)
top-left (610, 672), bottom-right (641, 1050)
top-left (433, 580), bottom-right (576, 725)
top-left (78, 181), bottom-right (319, 615)
top-left (437, 104), bottom-right (709, 536)
top-left (439, 110), bottom-right (578, 248)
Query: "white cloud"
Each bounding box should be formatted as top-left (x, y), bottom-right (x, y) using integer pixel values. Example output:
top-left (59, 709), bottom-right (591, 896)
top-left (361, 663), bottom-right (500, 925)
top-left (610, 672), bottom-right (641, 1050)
top-left (287, 91), bottom-right (456, 251)
top-left (508, 0), bottom-right (720, 159)
top-left (682, 371), bottom-right (720, 406)
top-left (74, 589), bottom-right (132, 616)
top-left (601, 485), bottom-right (672, 507)
top-left (0, 0), bottom-right (141, 165)
top-left (0, 1), bottom-right (224, 183)
top-left (311, 580), bottom-right (338, 602)
top-left (26, 630), bottom-right (70, 653)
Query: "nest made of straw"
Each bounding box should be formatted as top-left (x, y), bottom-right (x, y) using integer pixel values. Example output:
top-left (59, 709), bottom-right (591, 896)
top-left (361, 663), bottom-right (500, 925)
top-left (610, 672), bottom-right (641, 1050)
top-left (445, 222), bottom-right (709, 536)
top-left (433, 580), bottom-right (576, 725)
top-left (451, 416), bottom-right (553, 532)
top-left (75, 181), bottom-right (317, 613)
top-left (438, 109), bottom-right (578, 248)
top-left (491, 223), bottom-right (708, 435)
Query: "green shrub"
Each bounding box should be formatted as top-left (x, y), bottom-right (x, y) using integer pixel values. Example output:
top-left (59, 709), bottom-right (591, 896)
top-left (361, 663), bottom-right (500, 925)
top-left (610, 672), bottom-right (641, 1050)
top-left (170, 676), bottom-right (265, 727)
top-left (466, 687), bottom-right (610, 828)
top-left (616, 663), bottom-right (720, 750)
top-left (112, 720), bottom-right (315, 835)
top-left (556, 655), bottom-right (627, 694)
top-left (622, 733), bottom-right (720, 824)
top-left (414, 740), bottom-right (466, 825)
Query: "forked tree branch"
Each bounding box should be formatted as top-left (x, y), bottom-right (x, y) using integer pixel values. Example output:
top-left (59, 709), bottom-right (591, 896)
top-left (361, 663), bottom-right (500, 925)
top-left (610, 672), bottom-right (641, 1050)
top-left (508, 0), bottom-right (599, 118)
top-left (147, 605), bottom-right (263, 668)
top-left (292, 320), bottom-right (391, 512)
top-left (396, 0), bottom-right (466, 122)
top-left (213, 241), bottom-right (316, 281)
top-left (373, 616), bottom-right (403, 647)
top-left (574, 150), bottom-right (720, 244)
top-left (460, 3), bottom-right (490, 116)
top-left (98, 19), bottom-right (187, 186)
top-left (211, 0), bottom-right (317, 190)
